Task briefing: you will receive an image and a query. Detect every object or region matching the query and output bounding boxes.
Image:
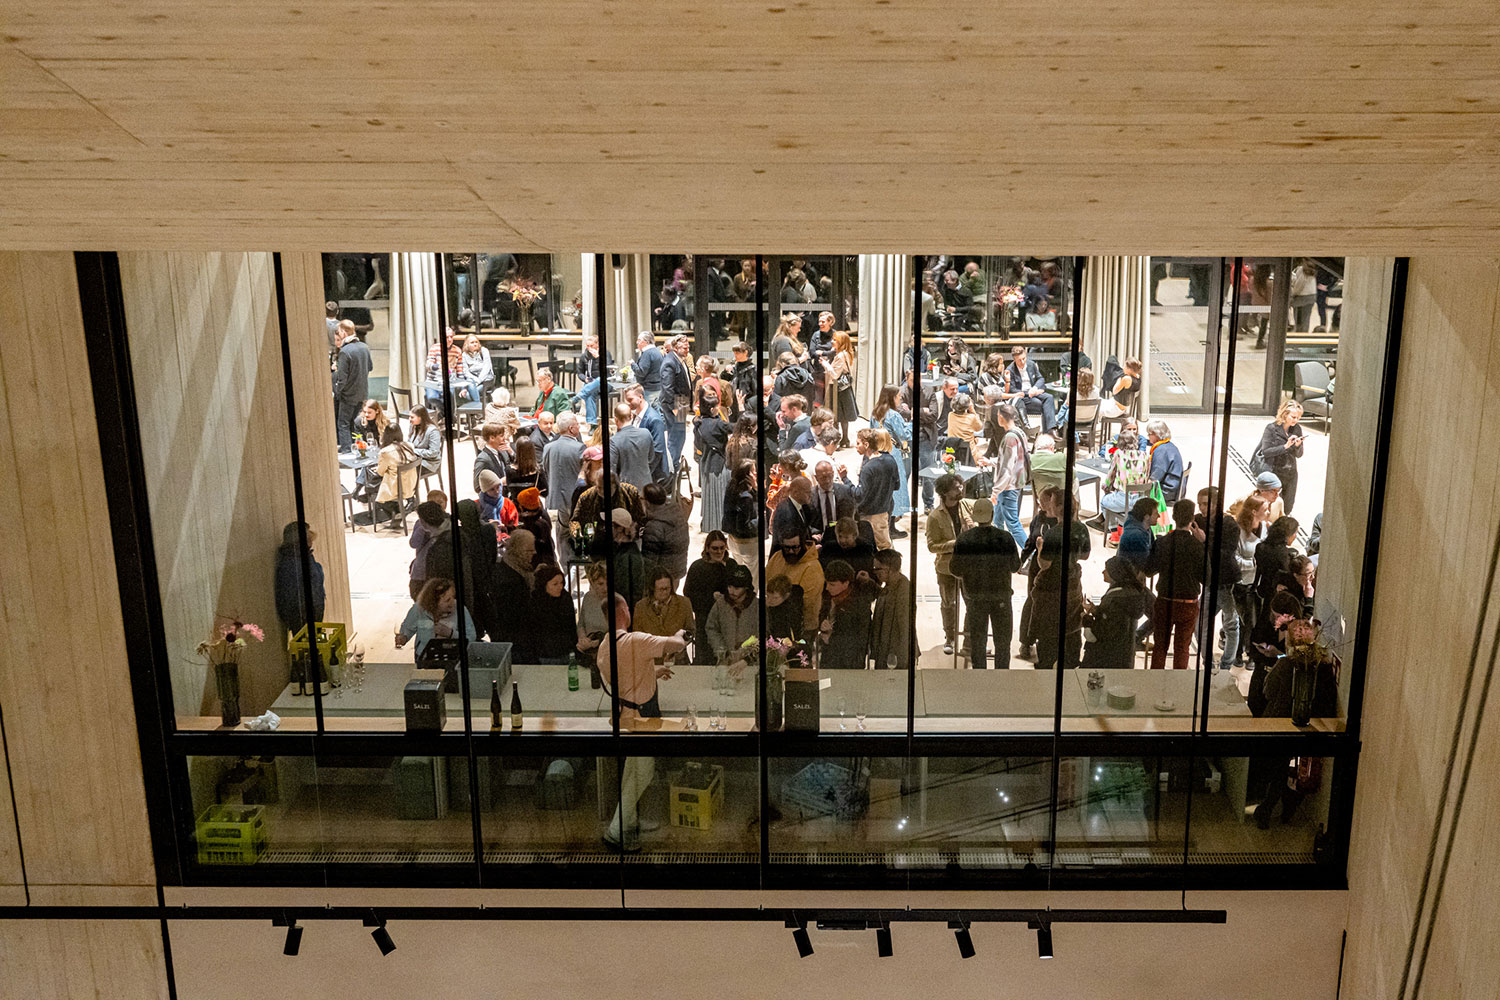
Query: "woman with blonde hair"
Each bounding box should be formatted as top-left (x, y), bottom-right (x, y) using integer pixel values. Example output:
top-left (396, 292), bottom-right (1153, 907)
top-left (462, 333), bottom-right (494, 394)
top-left (824, 330), bottom-right (859, 446)
top-left (1255, 399), bottom-right (1306, 513)
top-left (770, 314), bottom-right (805, 361)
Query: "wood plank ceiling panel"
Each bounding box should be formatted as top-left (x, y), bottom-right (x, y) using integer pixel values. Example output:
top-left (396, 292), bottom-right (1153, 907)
top-left (1, 1), bottom-right (1498, 250)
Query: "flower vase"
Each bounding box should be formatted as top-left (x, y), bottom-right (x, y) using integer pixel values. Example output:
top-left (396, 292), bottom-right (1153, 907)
top-left (214, 661), bottom-right (242, 727)
top-left (762, 668), bottom-right (784, 732)
top-left (517, 302), bottom-right (534, 336)
top-left (1289, 659), bottom-right (1316, 726)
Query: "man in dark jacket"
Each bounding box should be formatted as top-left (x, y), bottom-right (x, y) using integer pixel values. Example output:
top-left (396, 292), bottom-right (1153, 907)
top-left (769, 475), bottom-right (816, 556)
top-left (1193, 487), bottom-right (1244, 671)
top-left (331, 321), bottom-right (372, 450)
top-left (839, 427), bottom-right (900, 550)
top-left (491, 529), bottom-right (535, 660)
top-left (659, 335), bottom-right (694, 473)
top-left (574, 331), bottom-right (613, 426)
top-left (273, 521), bottom-right (325, 637)
top-left (608, 402), bottom-right (657, 492)
top-left (949, 498), bottom-right (1022, 669)
top-left (1146, 499), bottom-right (1206, 670)
top-left (1000, 345), bottom-right (1054, 433)
top-left (809, 460), bottom-right (857, 539)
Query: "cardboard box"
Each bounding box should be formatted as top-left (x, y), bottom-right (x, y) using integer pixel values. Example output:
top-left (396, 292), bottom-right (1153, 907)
top-left (783, 666), bottom-right (821, 732)
top-left (670, 763), bottom-right (724, 831)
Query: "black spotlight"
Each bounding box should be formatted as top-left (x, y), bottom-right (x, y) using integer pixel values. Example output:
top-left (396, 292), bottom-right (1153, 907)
top-left (282, 920), bottom-right (303, 957)
top-left (1036, 922), bottom-right (1054, 960)
top-left (791, 923), bottom-right (813, 958)
top-left (876, 925), bottom-right (893, 958)
top-left (368, 920), bottom-right (396, 956)
top-left (953, 922), bottom-right (975, 959)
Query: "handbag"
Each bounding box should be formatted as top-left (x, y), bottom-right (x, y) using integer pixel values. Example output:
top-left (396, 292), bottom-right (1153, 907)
top-left (1248, 446), bottom-right (1266, 477)
top-left (836, 373), bottom-right (853, 393)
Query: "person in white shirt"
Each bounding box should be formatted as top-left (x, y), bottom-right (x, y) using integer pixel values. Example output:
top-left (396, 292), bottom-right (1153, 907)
top-left (596, 593), bottom-right (687, 851)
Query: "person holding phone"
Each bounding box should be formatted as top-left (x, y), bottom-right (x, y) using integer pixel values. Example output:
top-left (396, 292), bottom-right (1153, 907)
top-left (1256, 400), bottom-right (1306, 513)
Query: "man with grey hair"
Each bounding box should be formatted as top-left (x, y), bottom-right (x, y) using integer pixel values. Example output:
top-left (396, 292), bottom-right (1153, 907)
top-left (631, 331), bottom-right (665, 405)
top-left (659, 334), bottom-right (692, 473)
top-left (541, 410), bottom-right (585, 560)
top-left (1144, 419), bottom-right (1185, 502)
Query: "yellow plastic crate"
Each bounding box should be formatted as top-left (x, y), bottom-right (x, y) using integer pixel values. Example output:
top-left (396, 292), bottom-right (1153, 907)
top-left (670, 763), bottom-right (724, 831)
top-left (195, 804), bottom-right (268, 865)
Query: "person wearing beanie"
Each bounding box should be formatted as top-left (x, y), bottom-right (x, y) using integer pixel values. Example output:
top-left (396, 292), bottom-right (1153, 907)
top-left (949, 496), bottom-right (1022, 669)
top-left (1253, 470), bottom-right (1286, 522)
top-left (515, 486), bottom-right (555, 567)
top-left (477, 467), bottom-right (505, 524)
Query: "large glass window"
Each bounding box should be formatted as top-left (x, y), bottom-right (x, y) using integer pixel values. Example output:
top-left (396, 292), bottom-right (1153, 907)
top-left (101, 251), bottom-right (1386, 890)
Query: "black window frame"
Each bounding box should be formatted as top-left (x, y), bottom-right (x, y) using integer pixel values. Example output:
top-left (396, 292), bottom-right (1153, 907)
top-left (77, 251), bottom-right (1406, 894)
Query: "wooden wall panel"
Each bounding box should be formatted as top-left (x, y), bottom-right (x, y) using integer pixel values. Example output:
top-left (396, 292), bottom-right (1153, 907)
top-left (120, 252), bottom-right (302, 719)
top-left (1, 2), bottom-right (1499, 250)
top-left (1343, 256), bottom-right (1500, 999)
top-left (0, 251), bottom-right (157, 892)
top-left (0, 251), bottom-right (169, 995)
top-left (279, 250), bottom-right (353, 629)
top-left (120, 251), bottom-right (355, 722)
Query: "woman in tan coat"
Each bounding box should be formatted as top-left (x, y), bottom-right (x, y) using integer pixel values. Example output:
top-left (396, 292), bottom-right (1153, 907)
top-left (824, 330), bottom-right (859, 446)
top-left (373, 423), bottom-right (418, 527)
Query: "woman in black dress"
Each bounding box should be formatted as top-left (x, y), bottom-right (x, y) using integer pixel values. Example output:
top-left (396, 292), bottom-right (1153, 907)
top-left (684, 531), bottom-right (736, 664)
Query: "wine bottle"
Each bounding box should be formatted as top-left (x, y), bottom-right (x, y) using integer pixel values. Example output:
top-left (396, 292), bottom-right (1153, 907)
top-left (567, 653), bottom-right (580, 692)
top-left (510, 680), bottom-right (523, 731)
top-left (489, 680), bottom-right (501, 732)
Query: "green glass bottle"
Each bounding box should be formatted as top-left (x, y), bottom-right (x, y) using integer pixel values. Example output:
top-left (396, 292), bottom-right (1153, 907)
top-left (567, 653), bottom-right (580, 692)
top-left (510, 680), bottom-right (524, 731)
top-left (489, 680), bottom-right (502, 733)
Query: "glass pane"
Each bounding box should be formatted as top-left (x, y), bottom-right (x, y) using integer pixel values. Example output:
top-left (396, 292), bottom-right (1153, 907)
top-left (508, 754), bottom-right (760, 861)
top-left (768, 756), bottom-right (917, 877)
top-left (187, 754), bottom-right (475, 868)
top-left (649, 254), bottom-right (694, 335)
top-left (1147, 256), bottom-right (1215, 410)
top-left (119, 252), bottom-right (302, 731)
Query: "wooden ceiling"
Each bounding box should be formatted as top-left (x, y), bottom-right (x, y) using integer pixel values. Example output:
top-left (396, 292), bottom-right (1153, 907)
top-left (3, 1), bottom-right (1498, 252)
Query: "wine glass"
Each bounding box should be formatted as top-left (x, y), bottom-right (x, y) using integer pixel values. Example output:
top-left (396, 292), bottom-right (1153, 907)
top-left (714, 704), bottom-right (727, 731)
top-left (856, 697), bottom-right (868, 732)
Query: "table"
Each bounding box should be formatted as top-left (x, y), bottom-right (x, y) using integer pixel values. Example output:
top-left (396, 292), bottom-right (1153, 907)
top-left (337, 451), bottom-right (379, 531)
top-left (919, 463), bottom-right (983, 482)
top-left (1072, 460), bottom-right (1103, 512)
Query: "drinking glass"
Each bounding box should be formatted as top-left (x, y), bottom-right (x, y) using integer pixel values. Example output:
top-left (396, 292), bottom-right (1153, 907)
top-left (686, 704), bottom-right (698, 731)
top-left (838, 697), bottom-right (848, 731)
top-left (856, 697), bottom-right (868, 732)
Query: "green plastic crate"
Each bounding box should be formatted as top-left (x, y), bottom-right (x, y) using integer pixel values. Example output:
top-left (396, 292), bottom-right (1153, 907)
top-left (195, 804), bottom-right (268, 865)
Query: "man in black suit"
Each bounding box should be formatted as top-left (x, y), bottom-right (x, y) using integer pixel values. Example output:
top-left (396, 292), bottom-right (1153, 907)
top-left (473, 422), bottom-right (508, 493)
top-left (777, 394), bottom-right (811, 455)
top-left (331, 321), bottom-right (371, 451)
top-left (608, 402), bottom-right (656, 491)
top-left (809, 460), bottom-right (856, 539)
top-left (770, 475), bottom-right (816, 556)
top-left (525, 410), bottom-right (558, 453)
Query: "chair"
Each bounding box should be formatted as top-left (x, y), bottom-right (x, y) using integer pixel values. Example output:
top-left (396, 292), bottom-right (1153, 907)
top-left (1070, 396), bottom-right (1102, 453)
top-left (548, 344), bottom-right (579, 390)
top-left (1293, 361), bottom-right (1332, 431)
top-left (1098, 389), bottom-right (1140, 447)
top-left (388, 386), bottom-right (413, 425)
top-left (941, 434), bottom-right (972, 465)
top-left (394, 459), bottom-right (421, 536)
top-left (341, 483), bottom-right (357, 531)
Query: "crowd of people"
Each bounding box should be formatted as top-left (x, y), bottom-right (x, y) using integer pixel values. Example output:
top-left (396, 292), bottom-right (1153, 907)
top-left (325, 316), bottom-right (1325, 720)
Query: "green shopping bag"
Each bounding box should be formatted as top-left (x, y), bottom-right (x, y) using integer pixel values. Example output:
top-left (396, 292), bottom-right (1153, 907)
top-left (1149, 482), bottom-right (1170, 536)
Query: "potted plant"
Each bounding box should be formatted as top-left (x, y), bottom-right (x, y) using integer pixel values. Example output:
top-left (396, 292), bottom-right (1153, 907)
top-left (197, 617), bottom-right (264, 727)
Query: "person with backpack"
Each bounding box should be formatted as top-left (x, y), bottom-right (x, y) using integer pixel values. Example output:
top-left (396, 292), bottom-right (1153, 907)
top-left (984, 402), bottom-right (1030, 549)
